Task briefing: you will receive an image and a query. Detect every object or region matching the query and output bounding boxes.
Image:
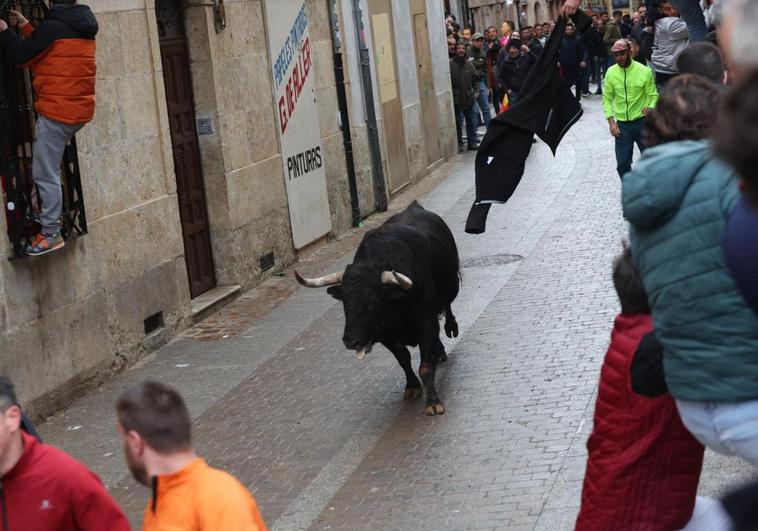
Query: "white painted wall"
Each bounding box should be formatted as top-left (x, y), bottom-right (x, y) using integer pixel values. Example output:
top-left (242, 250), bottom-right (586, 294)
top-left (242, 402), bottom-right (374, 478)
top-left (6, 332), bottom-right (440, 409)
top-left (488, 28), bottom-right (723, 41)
top-left (341, 0), bottom-right (382, 123)
top-left (391, 0), bottom-right (421, 106)
top-left (427, 0), bottom-right (452, 96)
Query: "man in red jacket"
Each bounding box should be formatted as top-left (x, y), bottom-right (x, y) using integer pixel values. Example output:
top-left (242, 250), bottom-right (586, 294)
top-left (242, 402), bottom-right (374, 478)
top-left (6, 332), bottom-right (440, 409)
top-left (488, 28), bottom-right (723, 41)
top-left (0, 1), bottom-right (97, 256)
top-left (0, 376), bottom-right (130, 530)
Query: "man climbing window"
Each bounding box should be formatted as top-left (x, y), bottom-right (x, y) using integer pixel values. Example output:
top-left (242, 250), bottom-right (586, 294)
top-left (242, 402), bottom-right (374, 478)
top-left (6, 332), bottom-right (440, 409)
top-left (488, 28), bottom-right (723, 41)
top-left (0, 0), bottom-right (97, 256)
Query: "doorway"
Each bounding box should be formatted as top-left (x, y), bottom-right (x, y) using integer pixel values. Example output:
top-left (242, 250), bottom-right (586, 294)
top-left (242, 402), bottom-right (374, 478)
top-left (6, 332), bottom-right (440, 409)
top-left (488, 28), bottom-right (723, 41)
top-left (367, 0), bottom-right (411, 194)
top-left (411, 0), bottom-right (442, 168)
top-left (156, 0), bottom-right (216, 298)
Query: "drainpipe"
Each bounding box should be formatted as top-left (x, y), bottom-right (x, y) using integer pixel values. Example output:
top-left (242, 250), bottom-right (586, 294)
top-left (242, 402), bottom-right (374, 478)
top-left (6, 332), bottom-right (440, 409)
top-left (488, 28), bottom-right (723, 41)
top-left (328, 0), bottom-right (362, 226)
top-left (351, 0), bottom-right (388, 212)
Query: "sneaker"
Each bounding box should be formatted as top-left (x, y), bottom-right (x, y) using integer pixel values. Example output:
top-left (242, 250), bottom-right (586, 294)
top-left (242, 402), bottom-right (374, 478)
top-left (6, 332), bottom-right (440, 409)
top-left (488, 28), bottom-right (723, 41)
top-left (458, 144), bottom-right (466, 153)
top-left (25, 231), bottom-right (65, 256)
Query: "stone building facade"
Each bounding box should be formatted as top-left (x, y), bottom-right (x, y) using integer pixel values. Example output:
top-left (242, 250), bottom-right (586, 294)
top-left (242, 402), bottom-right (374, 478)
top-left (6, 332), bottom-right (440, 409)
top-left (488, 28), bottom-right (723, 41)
top-left (463, 0), bottom-right (641, 32)
top-left (0, 0), bottom-right (456, 416)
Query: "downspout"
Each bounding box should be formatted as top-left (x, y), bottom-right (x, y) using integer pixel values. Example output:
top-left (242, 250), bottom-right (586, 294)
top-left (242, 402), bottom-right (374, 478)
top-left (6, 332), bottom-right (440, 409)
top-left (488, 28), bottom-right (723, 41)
top-left (328, 0), bottom-right (362, 226)
top-left (351, 0), bottom-right (388, 212)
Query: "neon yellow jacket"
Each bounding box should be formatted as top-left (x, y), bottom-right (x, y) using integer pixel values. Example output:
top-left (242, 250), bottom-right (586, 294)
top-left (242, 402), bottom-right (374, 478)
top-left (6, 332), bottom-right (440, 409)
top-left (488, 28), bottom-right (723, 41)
top-left (603, 60), bottom-right (658, 122)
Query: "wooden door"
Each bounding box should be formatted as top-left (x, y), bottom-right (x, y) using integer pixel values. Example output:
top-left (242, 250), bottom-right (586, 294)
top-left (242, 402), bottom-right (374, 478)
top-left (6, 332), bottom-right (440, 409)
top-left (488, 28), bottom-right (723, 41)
top-left (411, 1), bottom-right (442, 167)
top-left (368, 0), bottom-right (411, 194)
top-left (157, 0), bottom-right (216, 298)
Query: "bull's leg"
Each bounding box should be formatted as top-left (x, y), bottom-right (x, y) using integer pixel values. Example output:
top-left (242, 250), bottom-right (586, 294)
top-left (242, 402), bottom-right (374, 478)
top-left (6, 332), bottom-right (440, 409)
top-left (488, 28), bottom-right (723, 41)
top-left (419, 321), bottom-right (445, 415)
top-left (444, 304), bottom-right (459, 339)
top-left (383, 341), bottom-right (422, 399)
top-left (435, 336), bottom-right (448, 364)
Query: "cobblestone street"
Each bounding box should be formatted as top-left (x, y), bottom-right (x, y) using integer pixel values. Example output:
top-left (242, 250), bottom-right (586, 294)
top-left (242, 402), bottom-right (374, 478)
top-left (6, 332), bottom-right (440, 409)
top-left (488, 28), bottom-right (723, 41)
top-left (38, 98), bottom-right (753, 530)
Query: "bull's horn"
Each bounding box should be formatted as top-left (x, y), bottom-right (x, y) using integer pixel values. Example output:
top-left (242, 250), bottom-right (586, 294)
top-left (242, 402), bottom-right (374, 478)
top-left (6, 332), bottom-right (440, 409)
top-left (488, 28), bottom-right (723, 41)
top-left (381, 270), bottom-right (413, 290)
top-left (295, 270), bottom-right (343, 288)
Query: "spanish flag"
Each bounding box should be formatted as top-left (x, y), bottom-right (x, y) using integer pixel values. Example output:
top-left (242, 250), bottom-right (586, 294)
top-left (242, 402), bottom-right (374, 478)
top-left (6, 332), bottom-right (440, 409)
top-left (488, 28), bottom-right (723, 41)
top-left (501, 92), bottom-right (510, 113)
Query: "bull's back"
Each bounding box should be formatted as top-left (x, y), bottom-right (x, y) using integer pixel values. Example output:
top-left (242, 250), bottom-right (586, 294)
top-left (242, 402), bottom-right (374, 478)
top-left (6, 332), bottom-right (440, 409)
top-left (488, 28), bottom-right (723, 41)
top-left (365, 202), bottom-right (459, 304)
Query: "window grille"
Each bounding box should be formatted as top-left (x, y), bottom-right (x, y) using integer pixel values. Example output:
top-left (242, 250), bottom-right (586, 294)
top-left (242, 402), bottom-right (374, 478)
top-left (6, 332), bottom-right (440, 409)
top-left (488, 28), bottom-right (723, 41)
top-left (0, 0), bottom-right (87, 259)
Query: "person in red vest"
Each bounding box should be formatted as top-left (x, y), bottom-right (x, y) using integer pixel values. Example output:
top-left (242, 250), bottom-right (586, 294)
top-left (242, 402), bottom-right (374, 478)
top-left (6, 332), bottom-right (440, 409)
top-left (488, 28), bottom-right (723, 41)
top-left (0, 376), bottom-right (130, 530)
top-left (575, 243), bottom-right (705, 531)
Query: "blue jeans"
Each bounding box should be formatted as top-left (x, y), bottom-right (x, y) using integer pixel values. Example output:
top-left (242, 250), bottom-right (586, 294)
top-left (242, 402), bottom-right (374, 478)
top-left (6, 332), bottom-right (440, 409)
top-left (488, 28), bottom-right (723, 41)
top-left (615, 118), bottom-right (645, 178)
top-left (455, 104), bottom-right (478, 147)
top-left (475, 79), bottom-right (491, 126)
top-left (677, 399), bottom-right (758, 466)
top-left (670, 0), bottom-right (709, 42)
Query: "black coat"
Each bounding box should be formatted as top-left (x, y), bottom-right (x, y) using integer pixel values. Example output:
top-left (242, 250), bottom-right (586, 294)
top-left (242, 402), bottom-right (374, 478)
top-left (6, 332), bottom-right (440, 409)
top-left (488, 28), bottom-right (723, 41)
top-left (585, 26), bottom-right (605, 58)
top-left (558, 35), bottom-right (587, 69)
top-left (496, 52), bottom-right (536, 94)
top-left (449, 56), bottom-right (478, 108)
top-left (465, 12), bottom-right (590, 235)
top-left (528, 38), bottom-right (544, 57)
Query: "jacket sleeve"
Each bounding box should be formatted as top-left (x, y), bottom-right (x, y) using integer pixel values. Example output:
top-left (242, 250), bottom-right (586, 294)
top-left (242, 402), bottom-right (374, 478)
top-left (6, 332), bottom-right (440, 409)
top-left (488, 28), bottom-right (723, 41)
top-left (469, 63), bottom-right (479, 90)
top-left (602, 70), bottom-right (615, 119)
top-left (602, 24), bottom-right (616, 45)
top-left (496, 60), bottom-right (509, 91)
top-left (72, 469), bottom-right (131, 531)
top-left (644, 67), bottom-right (659, 109)
top-left (669, 19), bottom-right (690, 40)
top-left (578, 38), bottom-right (588, 63)
top-left (0, 22), bottom-right (56, 66)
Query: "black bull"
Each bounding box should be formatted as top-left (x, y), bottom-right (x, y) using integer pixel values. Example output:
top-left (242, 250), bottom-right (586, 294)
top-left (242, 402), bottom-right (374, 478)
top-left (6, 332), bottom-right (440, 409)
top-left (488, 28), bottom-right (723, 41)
top-left (296, 202), bottom-right (461, 416)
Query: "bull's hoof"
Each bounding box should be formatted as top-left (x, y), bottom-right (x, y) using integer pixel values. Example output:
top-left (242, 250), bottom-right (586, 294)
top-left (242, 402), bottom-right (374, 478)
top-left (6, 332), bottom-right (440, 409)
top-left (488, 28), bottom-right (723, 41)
top-left (404, 387), bottom-right (423, 399)
top-left (437, 350), bottom-right (448, 363)
top-left (424, 402), bottom-right (446, 416)
top-left (444, 320), bottom-right (459, 339)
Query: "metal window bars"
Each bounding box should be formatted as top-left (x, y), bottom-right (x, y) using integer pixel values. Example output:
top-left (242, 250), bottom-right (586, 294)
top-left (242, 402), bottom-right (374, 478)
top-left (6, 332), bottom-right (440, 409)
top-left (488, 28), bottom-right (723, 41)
top-left (0, 0), bottom-right (87, 259)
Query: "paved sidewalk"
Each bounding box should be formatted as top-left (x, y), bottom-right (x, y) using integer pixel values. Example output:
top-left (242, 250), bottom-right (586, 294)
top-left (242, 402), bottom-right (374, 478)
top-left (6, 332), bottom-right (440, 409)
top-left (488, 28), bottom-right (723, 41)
top-left (38, 98), bottom-right (754, 530)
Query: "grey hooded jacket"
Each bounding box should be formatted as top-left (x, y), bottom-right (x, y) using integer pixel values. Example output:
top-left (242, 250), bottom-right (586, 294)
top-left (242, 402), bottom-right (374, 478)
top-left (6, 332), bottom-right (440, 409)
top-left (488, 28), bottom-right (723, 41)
top-left (650, 16), bottom-right (690, 75)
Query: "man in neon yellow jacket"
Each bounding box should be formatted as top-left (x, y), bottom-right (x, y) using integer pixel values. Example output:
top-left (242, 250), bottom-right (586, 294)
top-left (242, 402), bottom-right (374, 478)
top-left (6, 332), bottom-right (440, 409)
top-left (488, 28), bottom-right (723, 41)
top-left (603, 39), bottom-right (659, 178)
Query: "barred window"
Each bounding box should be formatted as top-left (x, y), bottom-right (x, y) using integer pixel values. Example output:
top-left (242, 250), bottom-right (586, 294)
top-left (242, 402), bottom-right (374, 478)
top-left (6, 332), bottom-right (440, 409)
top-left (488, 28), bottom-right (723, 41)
top-left (0, 0), bottom-right (87, 259)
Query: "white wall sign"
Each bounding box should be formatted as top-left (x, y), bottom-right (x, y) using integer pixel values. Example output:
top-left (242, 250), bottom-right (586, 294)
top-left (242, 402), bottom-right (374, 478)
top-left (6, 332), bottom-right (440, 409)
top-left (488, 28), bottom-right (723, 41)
top-left (265, 1), bottom-right (332, 249)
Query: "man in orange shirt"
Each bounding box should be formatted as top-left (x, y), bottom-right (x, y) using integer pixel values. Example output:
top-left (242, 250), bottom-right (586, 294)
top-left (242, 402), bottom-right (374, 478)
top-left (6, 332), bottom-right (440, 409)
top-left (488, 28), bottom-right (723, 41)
top-left (116, 381), bottom-right (267, 530)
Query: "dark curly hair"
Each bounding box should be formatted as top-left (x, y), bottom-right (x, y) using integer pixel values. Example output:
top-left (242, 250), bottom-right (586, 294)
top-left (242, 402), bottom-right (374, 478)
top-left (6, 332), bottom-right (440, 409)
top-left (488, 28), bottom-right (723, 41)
top-left (644, 74), bottom-right (720, 148)
top-left (714, 69), bottom-right (758, 207)
top-left (613, 241), bottom-right (650, 315)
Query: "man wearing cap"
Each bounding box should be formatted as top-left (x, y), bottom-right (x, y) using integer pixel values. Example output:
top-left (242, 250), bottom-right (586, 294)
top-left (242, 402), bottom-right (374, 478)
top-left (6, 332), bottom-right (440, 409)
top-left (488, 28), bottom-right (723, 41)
top-left (603, 39), bottom-right (658, 178)
top-left (468, 32), bottom-right (491, 127)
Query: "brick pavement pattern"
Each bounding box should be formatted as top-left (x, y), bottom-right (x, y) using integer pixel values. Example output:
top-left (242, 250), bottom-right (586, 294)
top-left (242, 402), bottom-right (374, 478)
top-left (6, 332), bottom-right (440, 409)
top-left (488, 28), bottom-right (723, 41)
top-left (38, 98), bottom-right (753, 531)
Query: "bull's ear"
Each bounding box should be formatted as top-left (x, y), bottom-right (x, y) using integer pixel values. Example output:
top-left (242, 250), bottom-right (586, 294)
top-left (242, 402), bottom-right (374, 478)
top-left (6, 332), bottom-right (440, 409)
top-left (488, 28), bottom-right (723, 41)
top-left (326, 285), bottom-right (343, 300)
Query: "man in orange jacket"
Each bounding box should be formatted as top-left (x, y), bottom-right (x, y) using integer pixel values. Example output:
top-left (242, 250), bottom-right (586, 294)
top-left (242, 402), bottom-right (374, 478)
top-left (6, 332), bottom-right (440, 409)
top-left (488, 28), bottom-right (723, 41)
top-left (116, 380), bottom-right (268, 530)
top-left (0, 0), bottom-right (97, 256)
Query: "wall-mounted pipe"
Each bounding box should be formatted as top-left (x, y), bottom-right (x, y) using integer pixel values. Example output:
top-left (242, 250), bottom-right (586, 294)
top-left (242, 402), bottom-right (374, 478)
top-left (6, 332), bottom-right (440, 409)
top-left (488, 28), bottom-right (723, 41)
top-left (328, 0), bottom-right (362, 226)
top-left (351, 0), bottom-right (388, 212)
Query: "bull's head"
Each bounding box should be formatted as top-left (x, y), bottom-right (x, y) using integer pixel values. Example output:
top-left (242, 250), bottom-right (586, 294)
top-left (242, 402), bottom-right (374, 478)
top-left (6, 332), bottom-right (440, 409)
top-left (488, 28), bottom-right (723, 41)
top-left (295, 266), bottom-right (413, 359)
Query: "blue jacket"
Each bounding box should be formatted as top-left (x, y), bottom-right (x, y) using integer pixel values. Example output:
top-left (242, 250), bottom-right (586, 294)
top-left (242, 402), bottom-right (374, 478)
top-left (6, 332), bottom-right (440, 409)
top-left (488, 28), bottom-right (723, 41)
top-left (558, 34), bottom-right (587, 70)
top-left (724, 196), bottom-right (758, 317)
top-left (622, 140), bottom-right (758, 401)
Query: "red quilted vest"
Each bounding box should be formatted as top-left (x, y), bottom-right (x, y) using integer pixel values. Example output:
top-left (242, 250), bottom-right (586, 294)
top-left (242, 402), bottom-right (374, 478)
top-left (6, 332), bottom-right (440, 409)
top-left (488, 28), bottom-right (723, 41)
top-left (576, 314), bottom-right (705, 531)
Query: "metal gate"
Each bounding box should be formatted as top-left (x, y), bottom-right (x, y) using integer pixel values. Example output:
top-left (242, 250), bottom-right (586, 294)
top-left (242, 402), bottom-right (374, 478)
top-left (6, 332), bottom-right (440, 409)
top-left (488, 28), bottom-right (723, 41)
top-left (0, 0), bottom-right (87, 259)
